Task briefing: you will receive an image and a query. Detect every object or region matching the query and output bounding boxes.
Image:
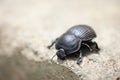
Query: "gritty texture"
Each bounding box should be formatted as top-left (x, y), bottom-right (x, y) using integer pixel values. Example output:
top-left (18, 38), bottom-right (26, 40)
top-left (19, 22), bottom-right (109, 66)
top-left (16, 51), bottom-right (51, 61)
top-left (0, 0), bottom-right (120, 80)
top-left (0, 53), bottom-right (79, 80)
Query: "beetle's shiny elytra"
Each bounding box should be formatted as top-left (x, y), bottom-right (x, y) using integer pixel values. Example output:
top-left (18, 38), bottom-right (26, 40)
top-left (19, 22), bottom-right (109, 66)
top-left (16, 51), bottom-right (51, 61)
top-left (48, 24), bottom-right (100, 64)
top-left (67, 25), bottom-right (96, 41)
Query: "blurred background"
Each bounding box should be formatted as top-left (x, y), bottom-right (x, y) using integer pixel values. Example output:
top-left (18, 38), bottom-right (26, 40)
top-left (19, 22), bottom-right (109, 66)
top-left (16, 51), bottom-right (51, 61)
top-left (0, 0), bottom-right (120, 80)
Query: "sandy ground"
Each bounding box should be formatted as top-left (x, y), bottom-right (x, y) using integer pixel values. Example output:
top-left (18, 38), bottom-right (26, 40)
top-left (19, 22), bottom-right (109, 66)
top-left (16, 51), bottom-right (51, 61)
top-left (0, 0), bottom-right (120, 80)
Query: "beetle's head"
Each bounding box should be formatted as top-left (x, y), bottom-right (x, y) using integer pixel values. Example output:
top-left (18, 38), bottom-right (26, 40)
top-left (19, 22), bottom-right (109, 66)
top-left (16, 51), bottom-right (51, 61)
top-left (56, 49), bottom-right (66, 60)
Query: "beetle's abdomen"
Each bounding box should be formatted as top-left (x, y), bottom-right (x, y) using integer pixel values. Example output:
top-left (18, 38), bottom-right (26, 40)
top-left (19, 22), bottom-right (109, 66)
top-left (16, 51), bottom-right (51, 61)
top-left (67, 25), bottom-right (96, 41)
top-left (55, 34), bottom-right (81, 54)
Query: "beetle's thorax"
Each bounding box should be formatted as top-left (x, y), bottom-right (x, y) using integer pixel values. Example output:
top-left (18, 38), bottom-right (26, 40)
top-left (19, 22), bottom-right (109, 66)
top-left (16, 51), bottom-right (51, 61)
top-left (55, 34), bottom-right (81, 54)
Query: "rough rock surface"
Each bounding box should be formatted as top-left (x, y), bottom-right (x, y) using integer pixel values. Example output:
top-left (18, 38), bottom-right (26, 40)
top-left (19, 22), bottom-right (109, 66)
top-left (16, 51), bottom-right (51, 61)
top-left (0, 0), bottom-right (120, 80)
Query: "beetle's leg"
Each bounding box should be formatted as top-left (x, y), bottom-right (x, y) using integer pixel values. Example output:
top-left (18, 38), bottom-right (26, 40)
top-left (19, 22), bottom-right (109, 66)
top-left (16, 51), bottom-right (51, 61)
top-left (87, 41), bottom-right (100, 52)
top-left (47, 40), bottom-right (56, 49)
top-left (92, 42), bottom-right (100, 51)
top-left (47, 38), bottom-right (58, 49)
top-left (82, 43), bottom-right (93, 51)
top-left (77, 50), bottom-right (83, 64)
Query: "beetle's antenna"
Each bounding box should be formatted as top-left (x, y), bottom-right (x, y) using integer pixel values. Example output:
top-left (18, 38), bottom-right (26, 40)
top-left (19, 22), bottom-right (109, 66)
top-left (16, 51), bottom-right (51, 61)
top-left (51, 54), bottom-right (57, 62)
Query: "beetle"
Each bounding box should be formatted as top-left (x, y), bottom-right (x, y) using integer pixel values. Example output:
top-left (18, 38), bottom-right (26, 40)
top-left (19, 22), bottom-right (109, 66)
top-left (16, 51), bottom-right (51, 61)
top-left (47, 25), bottom-right (100, 64)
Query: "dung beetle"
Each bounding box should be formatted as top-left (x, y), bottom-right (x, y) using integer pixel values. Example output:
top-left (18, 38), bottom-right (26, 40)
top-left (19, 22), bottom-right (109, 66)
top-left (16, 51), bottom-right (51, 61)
top-left (47, 25), bottom-right (100, 64)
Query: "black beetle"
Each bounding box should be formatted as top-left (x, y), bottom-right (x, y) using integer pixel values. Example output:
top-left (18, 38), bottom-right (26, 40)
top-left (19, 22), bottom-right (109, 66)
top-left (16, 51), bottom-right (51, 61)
top-left (48, 25), bottom-right (100, 64)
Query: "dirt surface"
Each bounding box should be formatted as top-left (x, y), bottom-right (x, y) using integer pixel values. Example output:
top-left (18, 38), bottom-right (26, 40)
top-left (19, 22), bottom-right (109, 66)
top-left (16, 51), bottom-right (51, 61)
top-left (0, 0), bottom-right (120, 80)
top-left (0, 53), bottom-right (79, 80)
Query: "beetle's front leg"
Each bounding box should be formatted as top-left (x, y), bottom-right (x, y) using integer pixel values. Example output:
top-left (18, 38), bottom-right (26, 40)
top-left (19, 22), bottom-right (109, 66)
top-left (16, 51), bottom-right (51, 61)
top-left (47, 38), bottom-right (58, 49)
top-left (77, 50), bottom-right (83, 64)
